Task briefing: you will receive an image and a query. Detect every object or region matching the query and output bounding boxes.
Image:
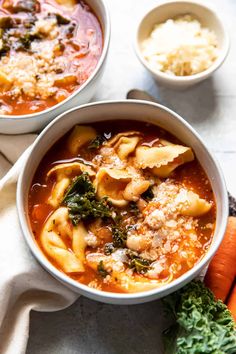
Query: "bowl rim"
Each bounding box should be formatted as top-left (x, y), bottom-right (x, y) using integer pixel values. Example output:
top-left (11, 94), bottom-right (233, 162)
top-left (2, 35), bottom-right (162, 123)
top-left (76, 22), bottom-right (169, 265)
top-left (0, 0), bottom-right (111, 121)
top-left (134, 0), bottom-right (230, 83)
top-left (17, 99), bottom-right (229, 302)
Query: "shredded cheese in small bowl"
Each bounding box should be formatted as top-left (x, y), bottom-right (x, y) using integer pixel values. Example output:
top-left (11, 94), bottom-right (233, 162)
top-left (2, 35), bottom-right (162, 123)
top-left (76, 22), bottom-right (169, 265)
top-left (141, 15), bottom-right (219, 77)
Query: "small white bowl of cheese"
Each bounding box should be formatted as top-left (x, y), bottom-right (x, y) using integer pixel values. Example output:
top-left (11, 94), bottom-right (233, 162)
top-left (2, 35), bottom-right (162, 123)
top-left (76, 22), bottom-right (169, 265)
top-left (135, 1), bottom-right (230, 89)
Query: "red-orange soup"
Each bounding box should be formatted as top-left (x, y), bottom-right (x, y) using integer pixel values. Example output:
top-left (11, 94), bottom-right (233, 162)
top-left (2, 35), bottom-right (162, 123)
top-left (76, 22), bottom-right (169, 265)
top-left (28, 121), bottom-right (216, 293)
top-left (0, 0), bottom-right (103, 115)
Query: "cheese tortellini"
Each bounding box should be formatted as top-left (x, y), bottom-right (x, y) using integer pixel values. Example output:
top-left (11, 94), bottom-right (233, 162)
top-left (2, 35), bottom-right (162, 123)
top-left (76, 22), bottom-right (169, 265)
top-left (95, 168), bottom-right (133, 206)
top-left (106, 131), bottom-right (142, 160)
top-left (95, 167), bottom-right (150, 206)
top-left (40, 207), bottom-right (87, 273)
top-left (47, 162), bottom-right (95, 208)
top-left (135, 143), bottom-right (194, 177)
top-left (67, 125), bottom-right (97, 154)
top-left (176, 190), bottom-right (212, 217)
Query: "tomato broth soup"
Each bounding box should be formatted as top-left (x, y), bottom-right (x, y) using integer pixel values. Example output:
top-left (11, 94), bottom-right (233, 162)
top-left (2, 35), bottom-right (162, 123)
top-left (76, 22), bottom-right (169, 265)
top-left (29, 121), bottom-right (216, 293)
top-left (0, 0), bottom-right (103, 115)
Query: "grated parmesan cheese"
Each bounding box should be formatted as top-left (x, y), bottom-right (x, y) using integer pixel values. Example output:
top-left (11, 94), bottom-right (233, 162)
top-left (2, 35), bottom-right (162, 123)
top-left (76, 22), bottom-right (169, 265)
top-left (0, 47), bottom-right (63, 99)
top-left (141, 14), bottom-right (219, 76)
top-left (0, 15), bottom-right (66, 102)
top-left (84, 231), bottom-right (100, 248)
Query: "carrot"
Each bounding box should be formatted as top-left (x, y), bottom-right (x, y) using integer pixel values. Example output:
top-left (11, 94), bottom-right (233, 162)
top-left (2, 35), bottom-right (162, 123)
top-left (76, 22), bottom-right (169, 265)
top-left (227, 283), bottom-right (236, 322)
top-left (204, 216), bottom-right (236, 302)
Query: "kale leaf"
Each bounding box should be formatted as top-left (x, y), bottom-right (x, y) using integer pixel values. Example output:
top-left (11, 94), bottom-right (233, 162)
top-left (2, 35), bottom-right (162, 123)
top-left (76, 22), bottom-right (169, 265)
top-left (63, 172), bottom-right (94, 202)
top-left (19, 32), bottom-right (40, 50)
top-left (141, 186), bottom-right (154, 201)
top-left (111, 225), bottom-right (128, 248)
top-left (162, 280), bottom-right (236, 354)
top-left (129, 201), bottom-right (140, 216)
top-left (0, 39), bottom-right (10, 56)
top-left (97, 260), bottom-right (109, 278)
top-left (55, 13), bottom-right (70, 25)
top-left (62, 173), bottom-right (111, 225)
top-left (104, 242), bottom-right (115, 255)
top-left (88, 134), bottom-right (107, 149)
top-left (126, 250), bottom-right (151, 274)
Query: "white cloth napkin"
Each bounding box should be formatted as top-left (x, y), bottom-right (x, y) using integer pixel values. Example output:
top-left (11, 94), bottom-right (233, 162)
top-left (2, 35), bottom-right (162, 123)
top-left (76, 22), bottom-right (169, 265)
top-left (0, 134), bottom-right (78, 354)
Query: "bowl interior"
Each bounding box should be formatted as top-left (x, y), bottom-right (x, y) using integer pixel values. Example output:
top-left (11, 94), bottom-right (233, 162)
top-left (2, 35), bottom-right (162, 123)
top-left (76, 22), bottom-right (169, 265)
top-left (136, 1), bottom-right (229, 82)
top-left (86, 0), bottom-right (108, 41)
top-left (17, 100), bottom-right (228, 304)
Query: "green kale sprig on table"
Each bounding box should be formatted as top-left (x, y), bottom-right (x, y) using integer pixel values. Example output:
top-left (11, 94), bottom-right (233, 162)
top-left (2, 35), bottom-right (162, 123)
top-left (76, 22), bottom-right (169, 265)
top-left (62, 172), bottom-right (111, 225)
top-left (162, 280), bottom-right (236, 354)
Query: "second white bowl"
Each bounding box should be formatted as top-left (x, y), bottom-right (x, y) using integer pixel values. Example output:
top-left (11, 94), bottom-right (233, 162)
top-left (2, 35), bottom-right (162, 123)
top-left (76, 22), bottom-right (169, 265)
top-left (135, 0), bottom-right (230, 89)
top-left (0, 0), bottom-right (110, 134)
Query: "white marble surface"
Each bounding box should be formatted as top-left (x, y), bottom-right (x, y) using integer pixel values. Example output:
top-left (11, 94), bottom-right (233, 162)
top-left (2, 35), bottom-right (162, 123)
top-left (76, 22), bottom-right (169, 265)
top-left (27, 0), bottom-right (236, 353)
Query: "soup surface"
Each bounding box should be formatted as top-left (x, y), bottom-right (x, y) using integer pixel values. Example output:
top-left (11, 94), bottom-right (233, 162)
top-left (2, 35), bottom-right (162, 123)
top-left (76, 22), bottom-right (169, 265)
top-left (29, 121), bottom-right (216, 293)
top-left (0, 0), bottom-right (102, 115)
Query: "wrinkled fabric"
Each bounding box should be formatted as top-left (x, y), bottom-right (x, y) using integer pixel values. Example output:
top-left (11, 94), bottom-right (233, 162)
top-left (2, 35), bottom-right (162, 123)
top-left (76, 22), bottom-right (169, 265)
top-left (0, 135), bottom-right (78, 354)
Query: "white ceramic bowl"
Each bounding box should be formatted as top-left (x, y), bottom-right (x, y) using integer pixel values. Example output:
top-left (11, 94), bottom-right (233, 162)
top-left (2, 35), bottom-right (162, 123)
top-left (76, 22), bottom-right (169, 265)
top-left (0, 0), bottom-right (110, 135)
top-left (17, 100), bottom-right (228, 305)
top-left (135, 1), bottom-right (230, 89)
